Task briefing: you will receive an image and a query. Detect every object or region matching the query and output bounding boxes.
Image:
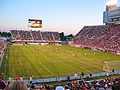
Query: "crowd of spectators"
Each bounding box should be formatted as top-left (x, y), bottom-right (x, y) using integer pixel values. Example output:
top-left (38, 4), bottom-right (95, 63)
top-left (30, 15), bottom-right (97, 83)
top-left (71, 25), bottom-right (120, 52)
top-left (0, 39), bottom-right (6, 52)
top-left (0, 39), bottom-right (6, 62)
top-left (10, 30), bottom-right (20, 40)
top-left (32, 77), bottom-right (120, 90)
top-left (41, 32), bottom-right (54, 41)
top-left (53, 32), bottom-right (60, 41)
top-left (31, 31), bottom-right (42, 40)
top-left (10, 30), bottom-right (60, 41)
top-left (18, 31), bottom-right (33, 40)
top-left (1, 75), bottom-right (120, 90)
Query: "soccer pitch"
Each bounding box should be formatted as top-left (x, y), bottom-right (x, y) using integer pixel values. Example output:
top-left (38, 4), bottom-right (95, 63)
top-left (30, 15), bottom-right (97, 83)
top-left (0, 45), bottom-right (120, 79)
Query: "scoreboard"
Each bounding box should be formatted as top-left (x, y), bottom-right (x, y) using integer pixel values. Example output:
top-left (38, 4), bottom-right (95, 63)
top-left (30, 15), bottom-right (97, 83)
top-left (28, 19), bottom-right (42, 28)
top-left (28, 19), bottom-right (42, 31)
top-left (103, 7), bottom-right (120, 24)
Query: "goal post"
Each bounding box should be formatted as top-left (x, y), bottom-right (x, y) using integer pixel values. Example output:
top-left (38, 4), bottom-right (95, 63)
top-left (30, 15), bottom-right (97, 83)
top-left (103, 60), bottom-right (120, 72)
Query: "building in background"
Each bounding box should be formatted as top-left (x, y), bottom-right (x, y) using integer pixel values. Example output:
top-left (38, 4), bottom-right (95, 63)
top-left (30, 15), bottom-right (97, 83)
top-left (103, 2), bottom-right (120, 25)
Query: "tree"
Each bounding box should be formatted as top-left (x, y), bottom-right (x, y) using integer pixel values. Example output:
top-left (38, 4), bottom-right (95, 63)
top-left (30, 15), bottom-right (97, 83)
top-left (2, 32), bottom-right (7, 37)
top-left (0, 32), bottom-right (11, 37)
top-left (67, 34), bottom-right (73, 37)
top-left (59, 32), bottom-right (65, 41)
top-left (59, 32), bottom-right (74, 41)
top-left (7, 32), bottom-right (11, 37)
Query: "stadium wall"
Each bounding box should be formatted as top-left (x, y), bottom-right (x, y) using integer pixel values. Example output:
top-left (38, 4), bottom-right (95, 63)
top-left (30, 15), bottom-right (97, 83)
top-left (6, 70), bottom-right (120, 84)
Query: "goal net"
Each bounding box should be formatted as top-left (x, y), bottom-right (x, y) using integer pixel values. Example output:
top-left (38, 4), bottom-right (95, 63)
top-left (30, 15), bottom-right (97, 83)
top-left (103, 61), bottom-right (120, 72)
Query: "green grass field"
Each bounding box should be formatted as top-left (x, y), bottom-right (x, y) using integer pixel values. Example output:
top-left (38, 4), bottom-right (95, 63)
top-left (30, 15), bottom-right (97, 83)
top-left (0, 45), bottom-right (120, 79)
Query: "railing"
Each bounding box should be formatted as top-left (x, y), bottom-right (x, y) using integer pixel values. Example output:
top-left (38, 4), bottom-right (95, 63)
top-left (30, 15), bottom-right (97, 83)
top-left (8, 70), bottom-right (120, 84)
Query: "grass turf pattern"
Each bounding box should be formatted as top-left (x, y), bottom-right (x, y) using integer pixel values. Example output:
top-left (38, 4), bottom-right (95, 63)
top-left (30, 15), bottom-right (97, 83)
top-left (0, 45), bottom-right (120, 79)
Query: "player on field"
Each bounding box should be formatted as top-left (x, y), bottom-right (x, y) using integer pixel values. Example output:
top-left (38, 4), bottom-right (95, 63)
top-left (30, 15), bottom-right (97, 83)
top-left (81, 72), bottom-right (84, 79)
top-left (74, 73), bottom-right (77, 80)
top-left (0, 76), bottom-right (6, 89)
top-left (6, 55), bottom-right (7, 60)
top-left (72, 54), bottom-right (74, 57)
top-left (57, 74), bottom-right (60, 82)
top-left (30, 76), bottom-right (33, 84)
top-left (75, 54), bottom-right (77, 57)
top-left (56, 48), bottom-right (58, 53)
top-left (20, 76), bottom-right (23, 81)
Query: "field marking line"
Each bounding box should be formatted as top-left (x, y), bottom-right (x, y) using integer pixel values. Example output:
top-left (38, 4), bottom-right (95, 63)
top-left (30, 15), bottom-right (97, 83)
top-left (19, 58), bottom-right (23, 65)
top-left (104, 60), bottom-right (120, 63)
top-left (39, 62), bottom-right (54, 75)
top-left (29, 46), bottom-right (54, 75)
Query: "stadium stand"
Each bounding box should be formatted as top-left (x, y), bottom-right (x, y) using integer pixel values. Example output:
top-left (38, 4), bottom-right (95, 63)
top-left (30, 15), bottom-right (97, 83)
top-left (10, 30), bottom-right (20, 40)
top-left (53, 32), bottom-right (60, 41)
top-left (31, 31), bottom-right (42, 40)
top-left (0, 39), bottom-right (6, 52)
top-left (36, 77), bottom-right (120, 90)
top-left (10, 30), bottom-right (60, 41)
top-left (2, 77), bottom-right (120, 90)
top-left (0, 39), bottom-right (6, 65)
top-left (18, 30), bottom-right (33, 40)
top-left (41, 32), bottom-right (54, 41)
top-left (71, 25), bottom-right (120, 52)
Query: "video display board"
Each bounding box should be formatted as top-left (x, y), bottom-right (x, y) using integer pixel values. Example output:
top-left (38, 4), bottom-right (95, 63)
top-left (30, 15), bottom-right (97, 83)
top-left (28, 19), bottom-right (42, 28)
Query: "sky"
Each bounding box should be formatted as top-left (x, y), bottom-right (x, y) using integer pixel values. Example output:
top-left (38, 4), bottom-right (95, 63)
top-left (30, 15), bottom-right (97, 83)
top-left (0, 0), bottom-right (120, 35)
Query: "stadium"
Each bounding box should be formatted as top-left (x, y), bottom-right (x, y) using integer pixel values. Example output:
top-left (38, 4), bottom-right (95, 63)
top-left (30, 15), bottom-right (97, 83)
top-left (0, 0), bottom-right (120, 90)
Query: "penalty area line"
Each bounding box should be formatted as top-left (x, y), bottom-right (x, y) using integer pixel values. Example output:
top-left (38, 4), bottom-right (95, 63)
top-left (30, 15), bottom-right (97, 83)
top-left (39, 62), bottom-right (54, 75)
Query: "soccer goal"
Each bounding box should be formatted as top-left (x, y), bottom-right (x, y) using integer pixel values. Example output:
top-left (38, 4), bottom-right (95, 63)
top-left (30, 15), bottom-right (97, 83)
top-left (103, 60), bottom-right (120, 72)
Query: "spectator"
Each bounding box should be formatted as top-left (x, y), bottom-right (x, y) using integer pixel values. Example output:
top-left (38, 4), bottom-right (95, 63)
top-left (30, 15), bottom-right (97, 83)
top-left (74, 73), bottom-right (77, 80)
top-left (20, 76), bottom-right (23, 81)
top-left (8, 76), bottom-right (12, 84)
top-left (0, 76), bottom-right (6, 89)
top-left (29, 76), bottom-right (32, 84)
top-left (90, 72), bottom-right (92, 78)
top-left (106, 72), bottom-right (109, 77)
top-left (10, 77), bottom-right (119, 90)
top-left (56, 86), bottom-right (65, 90)
top-left (6, 81), bottom-right (27, 90)
top-left (16, 76), bottom-right (18, 81)
top-left (99, 86), bottom-right (105, 90)
top-left (31, 84), bottom-right (35, 89)
top-left (81, 72), bottom-right (84, 79)
top-left (112, 69), bottom-right (114, 75)
top-left (91, 86), bottom-right (95, 90)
